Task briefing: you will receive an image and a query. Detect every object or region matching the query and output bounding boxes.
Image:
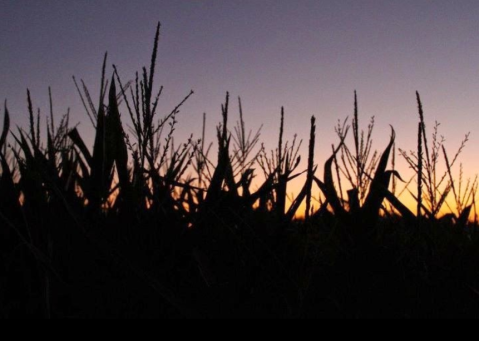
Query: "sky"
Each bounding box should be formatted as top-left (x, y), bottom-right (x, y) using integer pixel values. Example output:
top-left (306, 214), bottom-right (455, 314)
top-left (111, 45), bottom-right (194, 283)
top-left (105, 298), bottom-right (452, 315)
top-left (1, 0), bottom-right (479, 208)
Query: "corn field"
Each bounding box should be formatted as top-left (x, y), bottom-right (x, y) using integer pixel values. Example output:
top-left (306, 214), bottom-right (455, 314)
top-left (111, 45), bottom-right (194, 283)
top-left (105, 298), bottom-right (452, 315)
top-left (1, 24), bottom-right (479, 318)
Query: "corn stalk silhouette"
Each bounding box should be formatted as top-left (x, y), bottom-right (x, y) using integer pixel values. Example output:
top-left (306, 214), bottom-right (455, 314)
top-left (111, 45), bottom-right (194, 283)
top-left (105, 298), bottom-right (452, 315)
top-left (398, 92), bottom-right (474, 227)
top-left (315, 93), bottom-right (412, 230)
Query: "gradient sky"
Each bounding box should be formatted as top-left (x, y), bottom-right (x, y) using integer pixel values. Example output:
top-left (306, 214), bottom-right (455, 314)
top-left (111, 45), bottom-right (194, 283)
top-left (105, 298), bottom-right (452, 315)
top-left (1, 0), bottom-right (479, 205)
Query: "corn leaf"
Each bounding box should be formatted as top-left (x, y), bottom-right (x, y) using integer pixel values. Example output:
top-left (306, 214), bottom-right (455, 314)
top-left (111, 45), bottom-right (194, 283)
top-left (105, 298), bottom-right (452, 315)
top-left (0, 102), bottom-right (10, 151)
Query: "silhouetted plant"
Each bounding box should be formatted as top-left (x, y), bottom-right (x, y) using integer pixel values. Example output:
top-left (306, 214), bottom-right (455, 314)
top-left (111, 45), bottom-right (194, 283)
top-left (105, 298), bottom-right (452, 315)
top-left (258, 108), bottom-right (303, 221)
top-left (314, 93), bottom-right (403, 230)
top-left (2, 23), bottom-right (479, 319)
top-left (399, 92), bottom-right (472, 223)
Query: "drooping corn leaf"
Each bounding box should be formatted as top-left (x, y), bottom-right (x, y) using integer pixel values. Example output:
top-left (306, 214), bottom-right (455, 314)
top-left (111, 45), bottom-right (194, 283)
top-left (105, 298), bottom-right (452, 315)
top-left (362, 127), bottom-right (396, 226)
top-left (68, 127), bottom-right (93, 166)
top-left (0, 102), bottom-right (10, 152)
top-left (107, 77), bottom-right (130, 198)
top-left (382, 186), bottom-right (416, 223)
top-left (89, 75), bottom-right (114, 208)
top-left (320, 142), bottom-right (347, 219)
top-left (457, 205), bottom-right (473, 229)
top-left (286, 166), bottom-right (317, 222)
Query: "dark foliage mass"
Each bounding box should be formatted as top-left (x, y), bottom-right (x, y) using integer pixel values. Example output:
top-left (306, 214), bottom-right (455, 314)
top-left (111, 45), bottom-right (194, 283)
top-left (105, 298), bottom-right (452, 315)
top-left (1, 24), bottom-right (478, 318)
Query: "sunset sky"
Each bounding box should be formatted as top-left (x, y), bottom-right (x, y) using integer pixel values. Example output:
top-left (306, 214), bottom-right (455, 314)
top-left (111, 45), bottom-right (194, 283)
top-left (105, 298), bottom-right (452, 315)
top-left (1, 0), bottom-right (479, 209)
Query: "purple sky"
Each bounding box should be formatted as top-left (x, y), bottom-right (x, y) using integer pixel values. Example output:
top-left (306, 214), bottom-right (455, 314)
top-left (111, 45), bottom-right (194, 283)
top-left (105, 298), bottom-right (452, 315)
top-left (1, 0), bottom-right (479, 185)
